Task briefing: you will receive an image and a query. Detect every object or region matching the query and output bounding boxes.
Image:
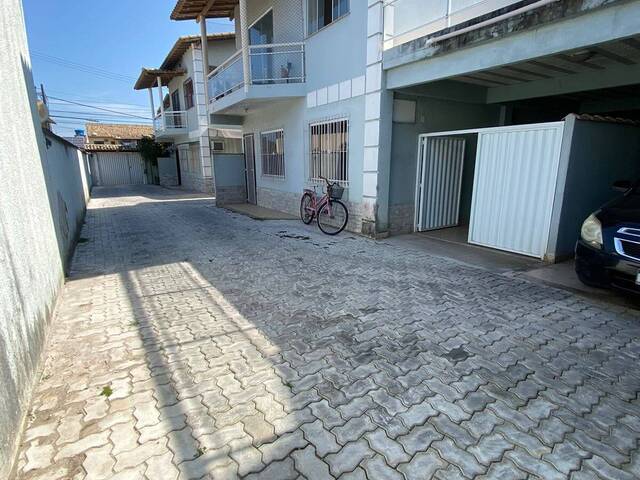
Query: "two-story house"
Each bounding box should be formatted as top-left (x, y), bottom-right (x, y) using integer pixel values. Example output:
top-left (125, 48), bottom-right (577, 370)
top-left (168, 0), bottom-right (640, 261)
top-left (134, 33), bottom-right (244, 196)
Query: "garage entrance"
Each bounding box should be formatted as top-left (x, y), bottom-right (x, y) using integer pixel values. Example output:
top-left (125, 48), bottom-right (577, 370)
top-left (89, 152), bottom-right (146, 186)
top-left (414, 116), bottom-right (640, 261)
top-left (416, 121), bottom-right (565, 259)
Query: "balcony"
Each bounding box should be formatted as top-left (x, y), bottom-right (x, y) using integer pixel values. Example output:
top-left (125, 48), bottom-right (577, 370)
top-left (207, 42), bottom-right (306, 114)
top-left (383, 0), bottom-right (525, 50)
top-left (153, 111), bottom-right (188, 137)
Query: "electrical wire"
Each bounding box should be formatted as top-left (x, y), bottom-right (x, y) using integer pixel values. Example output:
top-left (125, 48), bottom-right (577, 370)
top-left (47, 95), bottom-right (151, 120)
top-left (31, 51), bottom-right (136, 83)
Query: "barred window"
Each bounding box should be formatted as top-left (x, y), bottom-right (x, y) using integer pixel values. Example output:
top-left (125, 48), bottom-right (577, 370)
top-left (260, 129), bottom-right (285, 177)
top-left (310, 119), bottom-right (348, 185)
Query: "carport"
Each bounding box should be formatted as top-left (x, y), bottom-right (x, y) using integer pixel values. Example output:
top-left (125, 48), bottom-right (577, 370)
top-left (384, 0), bottom-right (640, 260)
top-left (412, 115), bottom-right (640, 261)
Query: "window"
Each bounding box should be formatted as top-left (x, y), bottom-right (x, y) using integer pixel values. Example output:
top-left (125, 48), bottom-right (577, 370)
top-left (260, 129), bottom-right (285, 177)
top-left (170, 90), bottom-right (181, 111)
top-left (307, 0), bottom-right (349, 35)
top-left (310, 119), bottom-right (348, 184)
top-left (212, 141), bottom-right (225, 152)
top-left (183, 78), bottom-right (194, 109)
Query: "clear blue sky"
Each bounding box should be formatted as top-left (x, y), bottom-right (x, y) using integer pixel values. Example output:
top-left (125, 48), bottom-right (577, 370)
top-left (23, 0), bottom-right (234, 137)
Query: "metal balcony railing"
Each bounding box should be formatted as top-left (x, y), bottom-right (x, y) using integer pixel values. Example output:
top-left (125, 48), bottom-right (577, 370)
top-left (383, 0), bottom-right (524, 50)
top-left (154, 111), bottom-right (188, 133)
top-left (208, 42), bottom-right (306, 102)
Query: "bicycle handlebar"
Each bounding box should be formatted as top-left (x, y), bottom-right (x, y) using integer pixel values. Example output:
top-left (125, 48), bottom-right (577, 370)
top-left (318, 176), bottom-right (332, 186)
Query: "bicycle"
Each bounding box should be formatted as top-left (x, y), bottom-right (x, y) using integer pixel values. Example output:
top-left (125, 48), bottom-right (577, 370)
top-left (300, 176), bottom-right (349, 235)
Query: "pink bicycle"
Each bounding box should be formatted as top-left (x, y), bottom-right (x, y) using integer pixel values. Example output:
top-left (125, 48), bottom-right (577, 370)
top-left (300, 176), bottom-right (349, 235)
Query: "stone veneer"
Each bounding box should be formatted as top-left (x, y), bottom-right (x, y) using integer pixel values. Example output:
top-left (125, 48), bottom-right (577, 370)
top-left (389, 203), bottom-right (415, 235)
top-left (256, 186), bottom-right (364, 234)
top-left (180, 171), bottom-right (214, 194)
top-left (216, 185), bottom-right (247, 205)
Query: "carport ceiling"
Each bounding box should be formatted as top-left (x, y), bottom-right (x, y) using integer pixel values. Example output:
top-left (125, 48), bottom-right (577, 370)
top-left (451, 35), bottom-right (640, 91)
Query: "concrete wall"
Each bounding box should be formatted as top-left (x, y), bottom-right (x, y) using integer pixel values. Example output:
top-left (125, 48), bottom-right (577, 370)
top-left (0, 1), bottom-right (90, 476)
top-left (42, 131), bottom-right (92, 268)
top-left (388, 93), bottom-right (500, 234)
top-left (550, 117), bottom-right (640, 259)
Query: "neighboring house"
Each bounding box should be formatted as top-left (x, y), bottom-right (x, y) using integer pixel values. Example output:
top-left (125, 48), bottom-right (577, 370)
top-left (84, 122), bottom-right (153, 151)
top-left (84, 123), bottom-right (155, 186)
top-left (63, 129), bottom-right (87, 150)
top-left (134, 33), bottom-right (243, 197)
top-left (166, 0), bottom-right (640, 261)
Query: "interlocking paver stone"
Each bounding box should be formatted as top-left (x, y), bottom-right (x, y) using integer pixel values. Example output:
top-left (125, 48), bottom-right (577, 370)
top-left (11, 186), bottom-right (640, 480)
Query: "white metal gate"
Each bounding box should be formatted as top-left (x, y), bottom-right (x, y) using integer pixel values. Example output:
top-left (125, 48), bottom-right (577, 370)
top-left (414, 136), bottom-right (466, 231)
top-left (469, 122), bottom-right (564, 258)
top-left (90, 152), bottom-right (146, 186)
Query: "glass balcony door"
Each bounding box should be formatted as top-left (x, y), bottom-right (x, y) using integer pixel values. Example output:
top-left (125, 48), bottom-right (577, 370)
top-left (249, 10), bottom-right (274, 84)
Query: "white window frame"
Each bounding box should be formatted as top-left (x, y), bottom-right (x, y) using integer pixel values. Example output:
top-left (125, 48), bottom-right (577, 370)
top-left (260, 128), bottom-right (285, 178)
top-left (309, 118), bottom-right (349, 186)
top-left (306, 0), bottom-right (350, 37)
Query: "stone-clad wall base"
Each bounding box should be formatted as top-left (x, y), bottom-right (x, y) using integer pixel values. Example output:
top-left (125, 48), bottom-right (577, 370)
top-left (257, 187), bottom-right (364, 234)
top-left (216, 186), bottom-right (247, 206)
top-left (180, 172), bottom-right (214, 194)
top-left (389, 203), bottom-right (415, 235)
top-left (160, 174), bottom-right (179, 187)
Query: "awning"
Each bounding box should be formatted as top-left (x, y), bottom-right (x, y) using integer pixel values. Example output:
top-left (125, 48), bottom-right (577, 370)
top-left (210, 126), bottom-right (242, 139)
top-left (134, 68), bottom-right (187, 90)
top-left (171, 0), bottom-right (238, 20)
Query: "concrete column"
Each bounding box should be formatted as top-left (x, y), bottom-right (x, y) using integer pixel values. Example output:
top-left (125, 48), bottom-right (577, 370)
top-left (361, 0), bottom-right (393, 237)
top-left (198, 16), bottom-right (210, 105)
top-left (148, 88), bottom-right (155, 124)
top-left (239, 0), bottom-right (251, 92)
top-left (157, 76), bottom-right (164, 121)
top-left (191, 44), bottom-right (215, 193)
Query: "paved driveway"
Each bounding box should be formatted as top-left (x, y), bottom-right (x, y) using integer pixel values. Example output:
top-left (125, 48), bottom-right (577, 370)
top-left (13, 186), bottom-right (640, 479)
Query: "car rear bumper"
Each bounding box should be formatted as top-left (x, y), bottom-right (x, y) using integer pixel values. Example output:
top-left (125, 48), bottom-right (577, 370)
top-left (575, 240), bottom-right (640, 293)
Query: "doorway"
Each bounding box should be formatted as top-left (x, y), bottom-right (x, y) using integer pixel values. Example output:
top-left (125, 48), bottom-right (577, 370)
top-left (243, 133), bottom-right (257, 204)
top-left (249, 9), bottom-right (274, 84)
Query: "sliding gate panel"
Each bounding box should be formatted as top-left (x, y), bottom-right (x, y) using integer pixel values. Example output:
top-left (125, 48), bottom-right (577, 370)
top-left (415, 136), bottom-right (466, 231)
top-left (94, 152), bottom-right (146, 186)
top-left (468, 123), bottom-right (564, 258)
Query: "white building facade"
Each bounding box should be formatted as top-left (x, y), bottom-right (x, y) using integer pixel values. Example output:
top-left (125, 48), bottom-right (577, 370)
top-left (167, 0), bottom-right (640, 254)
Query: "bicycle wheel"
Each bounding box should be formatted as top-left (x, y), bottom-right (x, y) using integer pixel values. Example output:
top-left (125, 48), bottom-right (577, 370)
top-left (300, 193), bottom-right (314, 224)
top-left (317, 200), bottom-right (348, 235)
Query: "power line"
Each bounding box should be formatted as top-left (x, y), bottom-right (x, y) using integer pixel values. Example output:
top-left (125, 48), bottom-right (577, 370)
top-left (50, 115), bottom-right (102, 122)
top-left (31, 51), bottom-right (136, 83)
top-left (40, 89), bottom-right (149, 108)
top-left (47, 95), bottom-right (151, 120)
top-left (49, 109), bottom-right (150, 119)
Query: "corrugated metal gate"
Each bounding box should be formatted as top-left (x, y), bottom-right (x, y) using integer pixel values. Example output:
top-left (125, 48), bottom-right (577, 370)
top-left (415, 121), bottom-right (565, 259)
top-left (469, 123), bottom-right (564, 258)
top-left (90, 152), bottom-right (146, 186)
top-left (415, 137), bottom-right (466, 231)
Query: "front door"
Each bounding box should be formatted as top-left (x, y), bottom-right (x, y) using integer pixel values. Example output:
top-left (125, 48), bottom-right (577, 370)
top-left (243, 134), bottom-right (257, 204)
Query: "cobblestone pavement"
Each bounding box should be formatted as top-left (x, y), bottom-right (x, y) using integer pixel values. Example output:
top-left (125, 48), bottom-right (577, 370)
top-left (12, 185), bottom-right (640, 480)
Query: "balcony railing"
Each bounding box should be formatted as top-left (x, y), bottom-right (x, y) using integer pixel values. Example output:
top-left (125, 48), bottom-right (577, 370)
top-left (154, 111), bottom-right (188, 133)
top-left (208, 42), bottom-right (306, 102)
top-left (383, 0), bottom-right (524, 50)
